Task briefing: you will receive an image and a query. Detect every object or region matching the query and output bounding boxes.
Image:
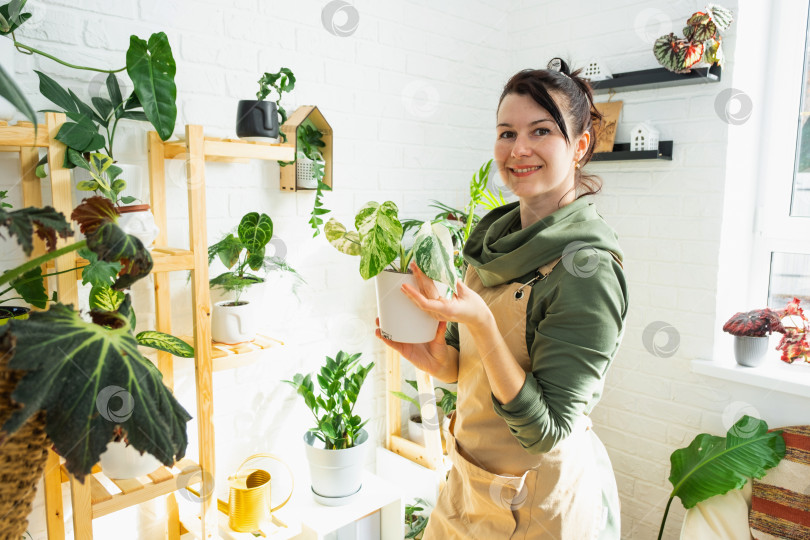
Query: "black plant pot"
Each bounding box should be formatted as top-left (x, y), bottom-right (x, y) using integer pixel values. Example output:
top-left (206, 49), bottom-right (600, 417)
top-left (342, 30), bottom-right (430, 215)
top-left (235, 100), bottom-right (279, 140)
top-left (0, 306), bottom-right (30, 326)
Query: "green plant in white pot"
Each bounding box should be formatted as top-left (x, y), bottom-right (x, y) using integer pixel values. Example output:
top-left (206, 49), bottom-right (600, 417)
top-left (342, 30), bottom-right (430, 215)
top-left (284, 350), bottom-right (374, 505)
top-left (325, 201), bottom-right (456, 343)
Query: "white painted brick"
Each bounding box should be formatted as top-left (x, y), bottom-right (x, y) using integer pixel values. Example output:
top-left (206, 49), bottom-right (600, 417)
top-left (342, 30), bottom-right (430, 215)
top-left (139, 0), bottom-right (224, 34)
top-left (611, 368), bottom-right (673, 400)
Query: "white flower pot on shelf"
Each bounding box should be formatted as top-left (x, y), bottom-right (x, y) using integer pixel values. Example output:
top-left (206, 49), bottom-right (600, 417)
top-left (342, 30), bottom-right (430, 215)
top-left (304, 429), bottom-right (369, 506)
top-left (407, 416), bottom-right (425, 446)
top-left (99, 440), bottom-right (161, 480)
top-left (116, 204), bottom-right (159, 250)
top-left (211, 300), bottom-right (258, 344)
top-left (733, 335), bottom-right (770, 367)
top-left (375, 269), bottom-right (439, 344)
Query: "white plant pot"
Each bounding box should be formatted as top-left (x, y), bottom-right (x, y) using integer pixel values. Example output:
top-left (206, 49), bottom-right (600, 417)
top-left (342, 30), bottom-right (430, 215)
top-left (733, 335), bottom-right (770, 367)
top-left (211, 300), bottom-right (257, 344)
top-left (407, 416), bottom-right (425, 446)
top-left (296, 152), bottom-right (325, 189)
top-left (99, 440), bottom-right (161, 480)
top-left (375, 270), bottom-right (439, 344)
top-left (304, 429), bottom-right (369, 505)
top-left (117, 205), bottom-right (159, 250)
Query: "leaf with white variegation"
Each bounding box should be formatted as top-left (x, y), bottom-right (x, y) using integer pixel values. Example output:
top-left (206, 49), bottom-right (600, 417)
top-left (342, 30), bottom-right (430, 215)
top-left (355, 201), bottom-right (401, 280)
top-left (412, 221), bottom-right (456, 293)
top-left (324, 218), bottom-right (361, 256)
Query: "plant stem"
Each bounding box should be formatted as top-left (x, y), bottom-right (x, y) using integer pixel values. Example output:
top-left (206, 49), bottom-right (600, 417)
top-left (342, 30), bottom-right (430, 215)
top-left (12, 37), bottom-right (126, 74)
top-left (657, 496), bottom-right (674, 540)
top-left (0, 240), bottom-right (86, 288)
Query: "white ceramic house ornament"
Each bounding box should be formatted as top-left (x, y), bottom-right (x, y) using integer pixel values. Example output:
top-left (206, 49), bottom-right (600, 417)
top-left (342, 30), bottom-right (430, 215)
top-left (582, 58), bottom-right (612, 81)
top-left (630, 122), bottom-right (660, 151)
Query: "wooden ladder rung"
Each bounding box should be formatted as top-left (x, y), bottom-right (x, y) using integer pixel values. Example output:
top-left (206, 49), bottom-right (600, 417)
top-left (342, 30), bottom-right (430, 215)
top-left (110, 476), bottom-right (144, 494)
top-left (147, 466), bottom-right (174, 483)
top-left (89, 476), bottom-right (113, 505)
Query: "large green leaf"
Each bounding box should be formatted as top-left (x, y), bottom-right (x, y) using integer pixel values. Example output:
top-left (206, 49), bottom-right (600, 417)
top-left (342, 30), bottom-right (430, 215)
top-left (237, 212), bottom-right (273, 252)
top-left (55, 121), bottom-right (105, 153)
top-left (325, 218), bottom-right (361, 256)
top-left (208, 233), bottom-right (242, 269)
top-left (136, 330), bottom-right (194, 358)
top-left (412, 221), bottom-right (456, 292)
top-left (126, 32), bottom-right (177, 141)
top-left (9, 266), bottom-right (47, 308)
top-left (34, 70), bottom-right (78, 114)
top-left (667, 416), bottom-right (785, 509)
top-left (0, 205), bottom-right (73, 255)
top-left (355, 201), bottom-right (401, 280)
top-left (3, 303), bottom-right (192, 481)
top-left (0, 63), bottom-right (36, 127)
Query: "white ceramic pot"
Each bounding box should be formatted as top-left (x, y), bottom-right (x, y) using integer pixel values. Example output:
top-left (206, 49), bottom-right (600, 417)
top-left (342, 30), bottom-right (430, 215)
top-left (211, 300), bottom-right (257, 344)
top-left (303, 429), bottom-right (368, 505)
top-left (99, 440), bottom-right (161, 479)
top-left (117, 204), bottom-right (159, 249)
top-left (407, 416), bottom-right (425, 446)
top-left (375, 270), bottom-right (439, 343)
top-left (733, 335), bottom-right (770, 367)
top-left (296, 152), bottom-right (325, 189)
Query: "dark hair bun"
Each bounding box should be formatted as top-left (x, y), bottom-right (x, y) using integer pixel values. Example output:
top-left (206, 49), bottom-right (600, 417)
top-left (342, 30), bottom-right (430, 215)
top-left (547, 57), bottom-right (571, 76)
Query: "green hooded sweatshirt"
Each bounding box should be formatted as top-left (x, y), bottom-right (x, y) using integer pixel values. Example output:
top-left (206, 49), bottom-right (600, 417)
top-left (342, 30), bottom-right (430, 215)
top-left (446, 196), bottom-right (628, 454)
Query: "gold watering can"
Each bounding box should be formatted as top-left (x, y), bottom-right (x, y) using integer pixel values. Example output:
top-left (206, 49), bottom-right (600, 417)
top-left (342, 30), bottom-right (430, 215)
top-left (227, 453), bottom-right (294, 533)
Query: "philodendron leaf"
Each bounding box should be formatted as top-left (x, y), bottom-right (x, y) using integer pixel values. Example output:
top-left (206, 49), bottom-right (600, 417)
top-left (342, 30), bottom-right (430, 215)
top-left (0, 205), bottom-right (73, 256)
top-left (237, 212), bottom-right (273, 253)
top-left (412, 221), bottom-right (456, 293)
top-left (136, 330), bottom-right (194, 358)
top-left (126, 32), bottom-right (177, 141)
top-left (355, 201), bottom-right (401, 280)
top-left (668, 415), bottom-right (785, 509)
top-left (3, 303), bottom-right (192, 481)
top-left (324, 218), bottom-right (361, 256)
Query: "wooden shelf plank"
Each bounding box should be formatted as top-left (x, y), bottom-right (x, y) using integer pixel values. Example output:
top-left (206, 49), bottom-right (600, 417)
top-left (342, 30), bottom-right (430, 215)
top-left (590, 65), bottom-right (722, 94)
top-left (0, 121), bottom-right (50, 147)
top-left (45, 246), bottom-right (195, 274)
top-left (178, 333), bottom-right (285, 371)
top-left (163, 138), bottom-right (295, 162)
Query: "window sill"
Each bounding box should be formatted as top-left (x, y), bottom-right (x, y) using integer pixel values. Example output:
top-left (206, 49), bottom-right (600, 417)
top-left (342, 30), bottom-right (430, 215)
top-left (691, 357), bottom-right (810, 398)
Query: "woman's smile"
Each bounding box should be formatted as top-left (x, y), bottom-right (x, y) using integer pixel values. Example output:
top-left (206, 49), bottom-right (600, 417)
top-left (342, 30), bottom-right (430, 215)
top-left (509, 165), bottom-right (543, 177)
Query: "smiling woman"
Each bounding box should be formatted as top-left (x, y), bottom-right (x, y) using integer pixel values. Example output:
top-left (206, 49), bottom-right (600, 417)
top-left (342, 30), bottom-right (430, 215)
top-left (380, 59), bottom-right (627, 540)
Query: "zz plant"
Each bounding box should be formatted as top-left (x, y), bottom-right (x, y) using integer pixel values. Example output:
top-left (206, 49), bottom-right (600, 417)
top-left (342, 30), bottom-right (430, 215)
top-left (284, 350), bottom-right (374, 450)
top-left (324, 201), bottom-right (456, 292)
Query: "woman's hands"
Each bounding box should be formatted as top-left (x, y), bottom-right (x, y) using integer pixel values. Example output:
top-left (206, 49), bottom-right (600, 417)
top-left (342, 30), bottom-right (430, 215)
top-left (375, 317), bottom-right (457, 382)
top-left (400, 262), bottom-right (494, 332)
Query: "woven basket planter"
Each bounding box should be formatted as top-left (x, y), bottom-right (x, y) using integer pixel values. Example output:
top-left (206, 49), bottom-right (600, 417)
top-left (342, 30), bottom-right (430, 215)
top-left (0, 331), bottom-right (50, 540)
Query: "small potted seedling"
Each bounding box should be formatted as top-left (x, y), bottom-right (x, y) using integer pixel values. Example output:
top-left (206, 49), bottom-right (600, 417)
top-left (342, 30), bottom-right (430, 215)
top-left (391, 380), bottom-right (456, 446)
top-left (325, 201), bottom-right (456, 343)
top-left (236, 67), bottom-right (295, 142)
top-left (284, 350), bottom-right (374, 505)
top-left (722, 307), bottom-right (785, 367)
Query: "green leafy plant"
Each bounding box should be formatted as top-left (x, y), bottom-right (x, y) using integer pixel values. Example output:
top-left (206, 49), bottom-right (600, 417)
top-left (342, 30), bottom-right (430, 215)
top-left (0, 62), bottom-right (36, 132)
top-left (70, 152), bottom-right (137, 207)
top-left (404, 498), bottom-right (430, 539)
top-left (657, 415), bottom-right (785, 540)
top-left (654, 5), bottom-right (734, 74)
top-left (297, 122), bottom-right (331, 237)
top-left (257, 67), bottom-right (295, 138)
top-left (0, 195), bottom-right (191, 480)
top-left (392, 380), bottom-right (456, 419)
top-left (324, 201), bottom-right (457, 292)
top-left (283, 350), bottom-right (374, 450)
top-left (208, 211), bottom-right (304, 304)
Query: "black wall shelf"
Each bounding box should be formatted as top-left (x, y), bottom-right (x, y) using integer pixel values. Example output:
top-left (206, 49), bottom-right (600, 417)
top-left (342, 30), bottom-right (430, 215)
top-left (591, 140), bottom-right (673, 162)
top-left (590, 65), bottom-right (721, 94)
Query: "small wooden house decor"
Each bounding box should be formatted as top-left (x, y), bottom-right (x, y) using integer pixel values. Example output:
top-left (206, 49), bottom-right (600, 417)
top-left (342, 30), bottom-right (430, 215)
top-left (582, 58), bottom-right (612, 82)
top-left (630, 122), bottom-right (660, 152)
top-left (280, 105), bottom-right (333, 191)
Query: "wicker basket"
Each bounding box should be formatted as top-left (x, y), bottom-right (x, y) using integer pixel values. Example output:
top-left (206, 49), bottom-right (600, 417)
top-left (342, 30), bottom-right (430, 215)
top-left (296, 152), bottom-right (325, 189)
top-left (0, 331), bottom-right (50, 540)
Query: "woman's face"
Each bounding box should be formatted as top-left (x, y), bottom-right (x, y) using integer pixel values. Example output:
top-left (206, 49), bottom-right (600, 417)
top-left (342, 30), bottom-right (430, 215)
top-left (494, 92), bottom-right (587, 203)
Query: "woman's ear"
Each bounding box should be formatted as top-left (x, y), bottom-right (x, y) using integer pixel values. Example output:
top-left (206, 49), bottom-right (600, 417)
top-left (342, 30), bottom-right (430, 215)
top-left (576, 130), bottom-right (591, 161)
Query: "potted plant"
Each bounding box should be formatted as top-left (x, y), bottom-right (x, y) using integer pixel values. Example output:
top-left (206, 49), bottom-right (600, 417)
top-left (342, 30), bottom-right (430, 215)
top-left (0, 196), bottom-right (192, 537)
top-left (657, 416), bottom-right (784, 540)
top-left (325, 201), bottom-right (456, 343)
top-left (295, 121), bottom-right (326, 189)
top-left (208, 211), bottom-right (303, 344)
top-left (653, 4), bottom-right (734, 74)
top-left (236, 67), bottom-right (295, 142)
top-left (404, 498), bottom-right (430, 539)
top-left (283, 350), bottom-right (374, 505)
top-left (776, 297), bottom-right (809, 365)
top-left (391, 380), bottom-right (456, 446)
top-left (722, 307), bottom-right (785, 367)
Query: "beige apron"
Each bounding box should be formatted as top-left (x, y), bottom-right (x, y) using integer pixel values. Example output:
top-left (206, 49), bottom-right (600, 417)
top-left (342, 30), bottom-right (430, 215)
top-left (424, 257), bottom-right (620, 540)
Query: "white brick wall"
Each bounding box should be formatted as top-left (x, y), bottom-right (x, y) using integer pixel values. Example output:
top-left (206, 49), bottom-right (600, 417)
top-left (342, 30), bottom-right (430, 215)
top-left (2, 1), bottom-right (807, 539)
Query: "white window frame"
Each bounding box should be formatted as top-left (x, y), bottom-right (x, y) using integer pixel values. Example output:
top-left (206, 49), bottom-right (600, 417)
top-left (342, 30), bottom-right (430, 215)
top-left (751, 0), bottom-right (810, 304)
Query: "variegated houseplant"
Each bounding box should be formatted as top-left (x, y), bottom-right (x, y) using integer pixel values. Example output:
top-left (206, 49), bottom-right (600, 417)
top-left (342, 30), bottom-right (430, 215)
top-left (653, 4), bottom-right (734, 74)
top-left (325, 201), bottom-right (456, 343)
